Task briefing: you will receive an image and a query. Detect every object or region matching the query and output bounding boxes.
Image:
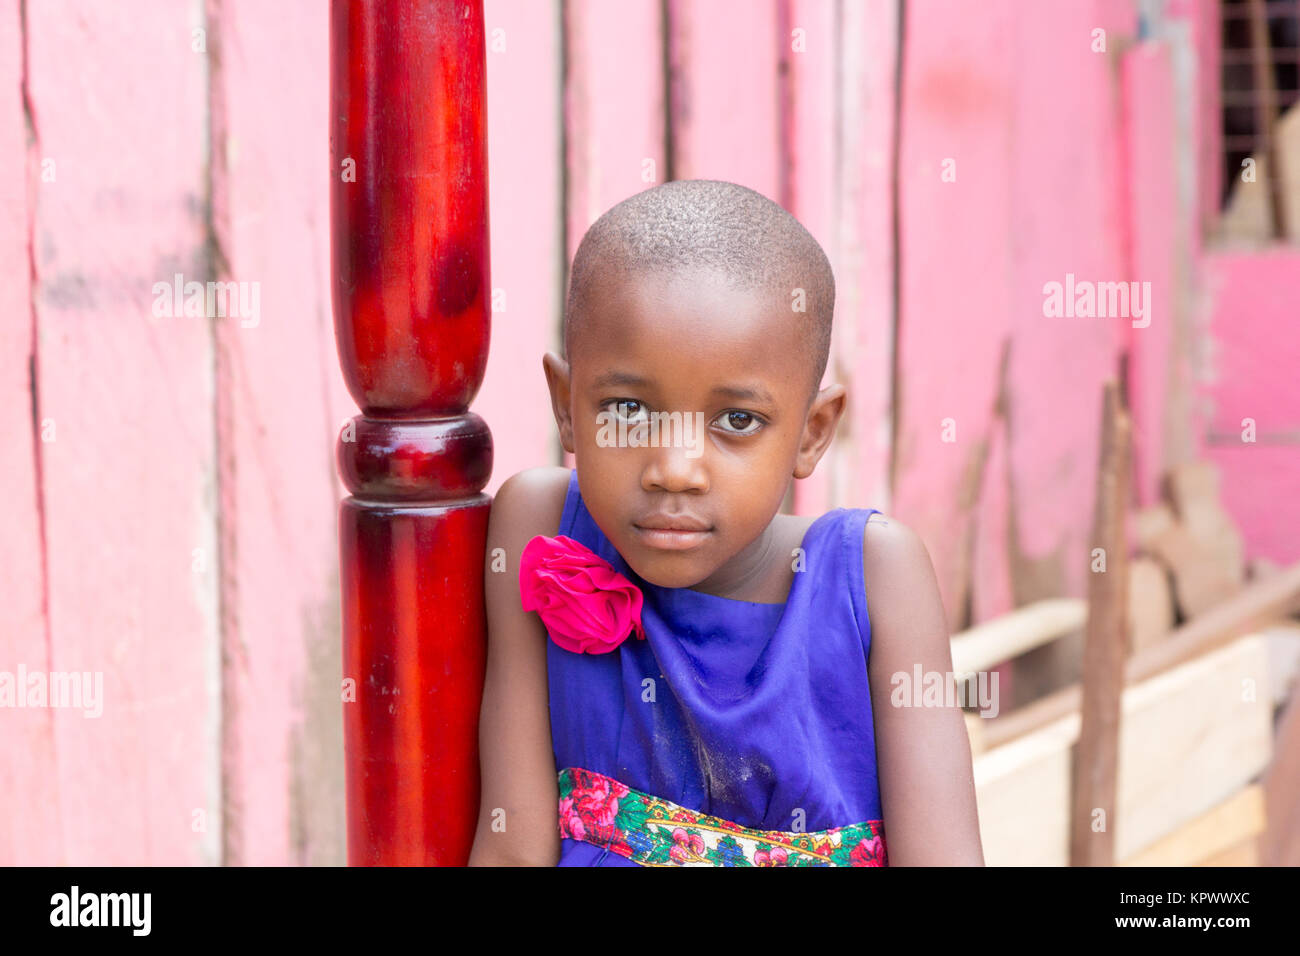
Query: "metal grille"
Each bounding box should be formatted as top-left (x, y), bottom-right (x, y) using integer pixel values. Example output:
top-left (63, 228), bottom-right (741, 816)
top-left (1220, 0), bottom-right (1300, 236)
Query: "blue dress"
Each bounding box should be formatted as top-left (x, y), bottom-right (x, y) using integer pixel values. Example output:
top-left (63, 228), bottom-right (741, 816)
top-left (546, 469), bottom-right (886, 866)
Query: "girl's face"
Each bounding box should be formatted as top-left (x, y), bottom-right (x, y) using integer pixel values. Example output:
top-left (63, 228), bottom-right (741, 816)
top-left (543, 266), bottom-right (845, 594)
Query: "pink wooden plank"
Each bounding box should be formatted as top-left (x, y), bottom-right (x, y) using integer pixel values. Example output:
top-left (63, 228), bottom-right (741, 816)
top-left (668, 0), bottom-right (781, 195)
top-left (560, 0), bottom-right (665, 473)
top-left (894, 0), bottom-right (1018, 627)
top-left (23, 0), bottom-right (217, 864)
top-left (1199, 251), bottom-right (1300, 564)
top-left (785, 0), bottom-right (837, 515)
top-left (898, 0), bottom-right (1138, 631)
top-left (209, 0), bottom-right (353, 865)
top-left (972, 408), bottom-right (1014, 626)
top-left (1123, 42), bottom-right (1177, 508)
top-left (0, 0), bottom-right (62, 865)
top-left (801, 0), bottom-right (898, 518)
top-left (482, 0), bottom-right (565, 488)
top-left (999, 0), bottom-right (1134, 614)
top-left (1167, 0), bottom-right (1221, 243)
top-left (565, 0), bottom-right (664, 260)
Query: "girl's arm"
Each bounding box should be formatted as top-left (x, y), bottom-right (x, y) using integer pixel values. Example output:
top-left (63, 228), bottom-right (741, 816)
top-left (864, 513), bottom-right (986, 865)
top-left (467, 467), bottom-right (571, 866)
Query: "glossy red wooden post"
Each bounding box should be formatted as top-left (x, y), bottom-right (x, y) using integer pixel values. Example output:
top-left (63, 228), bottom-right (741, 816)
top-left (330, 0), bottom-right (492, 866)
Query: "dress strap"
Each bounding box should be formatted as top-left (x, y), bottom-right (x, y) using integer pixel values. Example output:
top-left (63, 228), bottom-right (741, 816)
top-left (557, 767), bottom-right (887, 867)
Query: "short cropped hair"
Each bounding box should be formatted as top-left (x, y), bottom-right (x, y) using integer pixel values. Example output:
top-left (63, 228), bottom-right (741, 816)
top-left (563, 180), bottom-right (834, 403)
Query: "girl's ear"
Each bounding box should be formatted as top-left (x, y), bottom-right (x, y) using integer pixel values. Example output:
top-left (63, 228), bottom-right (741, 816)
top-left (542, 351), bottom-right (576, 454)
top-left (793, 383), bottom-right (846, 479)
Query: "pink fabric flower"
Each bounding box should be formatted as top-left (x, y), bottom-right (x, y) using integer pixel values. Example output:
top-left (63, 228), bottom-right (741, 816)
top-left (519, 534), bottom-right (646, 654)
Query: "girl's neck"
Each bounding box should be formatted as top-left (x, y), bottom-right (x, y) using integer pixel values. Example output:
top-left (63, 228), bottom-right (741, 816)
top-left (685, 513), bottom-right (817, 604)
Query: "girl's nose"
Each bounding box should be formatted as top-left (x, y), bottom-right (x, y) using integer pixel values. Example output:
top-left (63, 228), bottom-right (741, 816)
top-left (641, 441), bottom-right (709, 495)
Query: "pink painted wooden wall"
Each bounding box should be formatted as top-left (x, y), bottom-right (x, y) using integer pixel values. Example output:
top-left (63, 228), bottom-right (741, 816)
top-left (1, 0), bottom-right (1293, 864)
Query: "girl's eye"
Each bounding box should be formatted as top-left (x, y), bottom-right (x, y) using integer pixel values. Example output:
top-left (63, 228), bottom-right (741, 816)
top-left (606, 399), bottom-right (648, 423)
top-left (714, 410), bottom-right (763, 436)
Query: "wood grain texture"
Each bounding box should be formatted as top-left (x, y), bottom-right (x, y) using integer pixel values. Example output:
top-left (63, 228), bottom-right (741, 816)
top-left (1198, 251), bottom-right (1300, 565)
top-left (1070, 382), bottom-right (1131, 866)
top-left (23, 0), bottom-right (218, 864)
top-left (1123, 43), bottom-right (1177, 509)
top-left (975, 635), bottom-right (1272, 866)
top-left (1119, 784), bottom-right (1264, 866)
top-left (668, 0), bottom-right (781, 193)
top-left (0, 0), bottom-right (62, 866)
top-left (483, 0), bottom-right (563, 488)
top-left (210, 0), bottom-right (353, 866)
top-left (805, 0), bottom-right (897, 520)
top-left (894, 0), bottom-right (1017, 630)
top-left (559, 0), bottom-right (663, 474)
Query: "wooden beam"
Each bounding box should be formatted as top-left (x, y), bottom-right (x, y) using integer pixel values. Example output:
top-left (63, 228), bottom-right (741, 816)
top-left (974, 635), bottom-right (1272, 866)
top-left (1261, 677), bottom-right (1300, 866)
top-left (982, 560), bottom-right (1300, 749)
top-left (1195, 836), bottom-right (1259, 867)
top-left (949, 599), bottom-right (1086, 675)
top-left (1070, 381), bottom-right (1131, 867)
top-left (1119, 785), bottom-right (1265, 867)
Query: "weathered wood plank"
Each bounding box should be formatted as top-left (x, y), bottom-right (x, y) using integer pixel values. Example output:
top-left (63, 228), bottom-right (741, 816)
top-left (668, 0), bottom-right (780, 194)
top-left (1199, 252), bottom-right (1300, 565)
top-left (24, 0), bottom-right (218, 864)
top-left (484, 0), bottom-right (564, 484)
top-left (804, 0), bottom-right (897, 519)
top-left (1120, 784), bottom-right (1265, 867)
top-left (209, 0), bottom-right (353, 866)
top-left (1123, 42), bottom-right (1177, 508)
top-left (1070, 382), bottom-right (1131, 866)
top-left (0, 0), bottom-right (62, 866)
top-left (559, 0), bottom-right (663, 473)
top-left (785, 0), bottom-right (837, 515)
top-left (894, 0), bottom-right (1017, 630)
top-left (975, 635), bottom-right (1272, 866)
top-left (997, 0), bottom-right (1134, 706)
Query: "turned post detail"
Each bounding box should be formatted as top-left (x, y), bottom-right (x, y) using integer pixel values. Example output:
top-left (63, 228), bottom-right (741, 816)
top-left (330, 0), bottom-right (492, 866)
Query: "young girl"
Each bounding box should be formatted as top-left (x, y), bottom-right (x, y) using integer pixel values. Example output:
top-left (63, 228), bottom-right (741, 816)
top-left (468, 180), bottom-right (984, 867)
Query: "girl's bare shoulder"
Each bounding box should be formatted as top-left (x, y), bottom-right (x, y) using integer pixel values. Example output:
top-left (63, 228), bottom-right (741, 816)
top-left (488, 466), bottom-right (573, 551)
top-left (860, 511), bottom-right (948, 652)
top-left (861, 511), bottom-right (932, 574)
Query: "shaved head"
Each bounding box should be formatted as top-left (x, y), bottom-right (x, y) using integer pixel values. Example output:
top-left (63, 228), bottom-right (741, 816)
top-left (563, 180), bottom-right (835, 403)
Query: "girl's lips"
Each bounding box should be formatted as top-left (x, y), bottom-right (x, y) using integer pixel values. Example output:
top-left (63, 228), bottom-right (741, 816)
top-left (632, 525), bottom-right (712, 551)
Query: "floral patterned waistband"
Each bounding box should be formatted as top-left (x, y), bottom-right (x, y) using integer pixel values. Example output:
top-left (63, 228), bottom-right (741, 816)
top-left (557, 766), bottom-right (887, 867)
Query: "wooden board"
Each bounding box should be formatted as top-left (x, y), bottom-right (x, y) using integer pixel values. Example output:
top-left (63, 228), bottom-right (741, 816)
top-left (950, 599), bottom-right (1085, 675)
top-left (559, 0), bottom-right (662, 474)
top-left (483, 0), bottom-right (565, 486)
top-left (982, 561), bottom-right (1300, 748)
top-left (1261, 672), bottom-right (1300, 866)
top-left (668, 0), bottom-right (780, 194)
top-left (1199, 251), bottom-right (1300, 566)
top-left (1195, 835), bottom-right (1259, 867)
top-left (0, 0), bottom-right (62, 865)
top-left (1119, 784), bottom-right (1265, 867)
top-left (792, 0), bottom-right (897, 519)
top-left (22, 1), bottom-right (218, 864)
top-left (209, 0), bottom-right (360, 866)
top-left (974, 635), bottom-right (1272, 866)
